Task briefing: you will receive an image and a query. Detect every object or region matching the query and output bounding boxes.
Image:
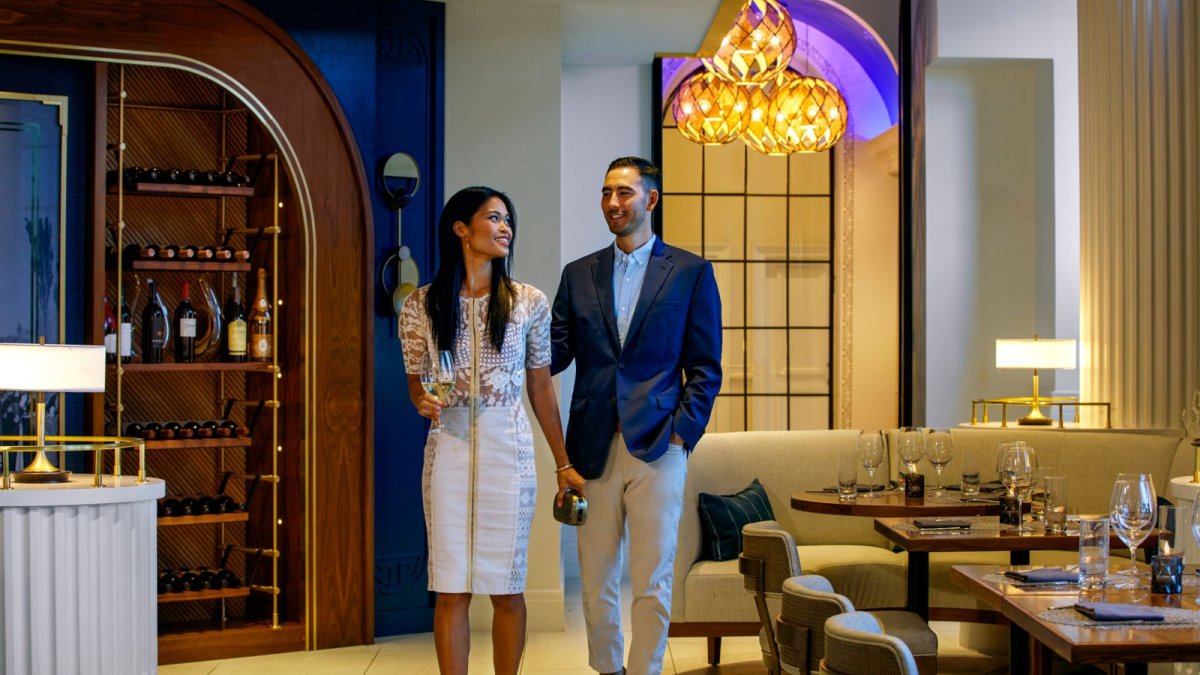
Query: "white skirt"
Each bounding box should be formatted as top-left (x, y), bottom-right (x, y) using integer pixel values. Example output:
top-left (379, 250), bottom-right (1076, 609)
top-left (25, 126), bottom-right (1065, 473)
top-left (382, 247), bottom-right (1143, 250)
top-left (422, 405), bottom-right (537, 595)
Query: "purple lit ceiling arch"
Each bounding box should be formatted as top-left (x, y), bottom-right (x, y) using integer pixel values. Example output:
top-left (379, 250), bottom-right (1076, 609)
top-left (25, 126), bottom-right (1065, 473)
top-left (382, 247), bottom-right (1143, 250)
top-left (662, 0), bottom-right (898, 141)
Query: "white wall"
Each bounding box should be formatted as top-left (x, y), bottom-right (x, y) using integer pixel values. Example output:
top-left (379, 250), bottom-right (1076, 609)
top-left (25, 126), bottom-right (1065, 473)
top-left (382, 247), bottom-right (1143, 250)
top-left (445, 0), bottom-right (565, 630)
top-left (925, 0), bottom-right (1080, 426)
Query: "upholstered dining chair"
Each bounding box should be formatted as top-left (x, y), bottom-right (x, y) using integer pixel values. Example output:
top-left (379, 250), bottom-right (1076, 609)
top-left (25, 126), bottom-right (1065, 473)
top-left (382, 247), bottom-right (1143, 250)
top-left (739, 520), bottom-right (802, 675)
top-left (820, 611), bottom-right (922, 675)
top-left (784, 575), bottom-right (937, 675)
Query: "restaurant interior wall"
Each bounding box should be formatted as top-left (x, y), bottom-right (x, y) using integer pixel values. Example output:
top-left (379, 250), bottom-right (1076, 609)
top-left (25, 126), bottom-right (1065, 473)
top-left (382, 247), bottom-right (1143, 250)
top-left (923, 0), bottom-right (1081, 427)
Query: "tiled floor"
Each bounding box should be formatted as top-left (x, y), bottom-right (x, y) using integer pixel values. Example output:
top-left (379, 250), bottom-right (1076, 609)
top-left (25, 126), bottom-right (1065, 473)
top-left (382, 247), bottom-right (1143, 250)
top-left (161, 528), bottom-right (1009, 674)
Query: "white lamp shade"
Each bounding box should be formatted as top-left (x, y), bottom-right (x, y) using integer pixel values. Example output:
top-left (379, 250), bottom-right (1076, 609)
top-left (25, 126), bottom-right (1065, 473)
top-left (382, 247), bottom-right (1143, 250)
top-left (995, 338), bottom-right (1077, 370)
top-left (0, 343), bottom-right (106, 392)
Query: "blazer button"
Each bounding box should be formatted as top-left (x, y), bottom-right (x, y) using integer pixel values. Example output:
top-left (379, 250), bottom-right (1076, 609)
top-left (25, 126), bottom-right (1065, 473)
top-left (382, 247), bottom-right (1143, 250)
top-left (618, 362), bottom-right (626, 369)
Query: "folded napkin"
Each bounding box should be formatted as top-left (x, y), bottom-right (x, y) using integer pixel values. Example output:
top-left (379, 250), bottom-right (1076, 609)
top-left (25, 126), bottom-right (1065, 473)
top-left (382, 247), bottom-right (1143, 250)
top-left (1004, 568), bottom-right (1077, 583)
top-left (913, 518), bottom-right (971, 529)
top-left (1074, 602), bottom-right (1164, 622)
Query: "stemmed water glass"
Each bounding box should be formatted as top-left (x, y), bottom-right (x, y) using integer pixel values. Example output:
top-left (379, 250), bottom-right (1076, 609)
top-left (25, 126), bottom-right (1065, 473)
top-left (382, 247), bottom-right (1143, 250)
top-left (858, 430), bottom-right (886, 498)
top-left (897, 426), bottom-right (925, 480)
top-left (999, 444), bottom-right (1038, 532)
top-left (926, 429), bottom-right (954, 498)
top-left (1109, 473), bottom-right (1156, 585)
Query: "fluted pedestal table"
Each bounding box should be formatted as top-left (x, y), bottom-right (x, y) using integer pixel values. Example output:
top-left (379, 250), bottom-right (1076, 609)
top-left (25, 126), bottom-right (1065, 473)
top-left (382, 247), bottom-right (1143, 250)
top-left (0, 475), bottom-right (164, 675)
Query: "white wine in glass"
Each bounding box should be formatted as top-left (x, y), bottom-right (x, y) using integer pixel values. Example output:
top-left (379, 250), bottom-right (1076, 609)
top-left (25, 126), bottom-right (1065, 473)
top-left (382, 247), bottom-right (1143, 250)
top-left (421, 350), bottom-right (455, 403)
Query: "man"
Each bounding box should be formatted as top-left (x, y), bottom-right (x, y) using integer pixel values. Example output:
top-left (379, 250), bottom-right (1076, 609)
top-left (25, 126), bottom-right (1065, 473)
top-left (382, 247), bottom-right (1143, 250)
top-left (551, 156), bottom-right (722, 674)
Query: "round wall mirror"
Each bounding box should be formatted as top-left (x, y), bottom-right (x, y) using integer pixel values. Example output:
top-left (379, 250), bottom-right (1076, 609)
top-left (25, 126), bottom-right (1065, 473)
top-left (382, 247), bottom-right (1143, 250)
top-left (379, 152), bottom-right (420, 210)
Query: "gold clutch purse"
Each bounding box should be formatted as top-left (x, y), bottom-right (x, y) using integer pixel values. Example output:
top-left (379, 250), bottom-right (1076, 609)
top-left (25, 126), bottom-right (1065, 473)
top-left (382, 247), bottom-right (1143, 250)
top-left (553, 487), bottom-right (588, 526)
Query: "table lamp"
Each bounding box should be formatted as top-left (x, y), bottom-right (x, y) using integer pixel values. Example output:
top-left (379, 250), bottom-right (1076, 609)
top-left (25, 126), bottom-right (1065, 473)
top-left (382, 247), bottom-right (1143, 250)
top-left (996, 337), bottom-right (1077, 426)
top-left (0, 341), bottom-right (105, 483)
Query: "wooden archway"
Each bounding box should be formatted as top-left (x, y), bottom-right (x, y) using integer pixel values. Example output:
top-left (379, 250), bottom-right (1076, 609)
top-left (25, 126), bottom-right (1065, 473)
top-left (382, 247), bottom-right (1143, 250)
top-left (0, 0), bottom-right (374, 652)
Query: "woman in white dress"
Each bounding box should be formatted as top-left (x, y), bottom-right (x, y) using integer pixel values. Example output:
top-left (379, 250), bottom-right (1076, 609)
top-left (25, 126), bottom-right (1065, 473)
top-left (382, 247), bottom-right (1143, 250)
top-left (401, 186), bottom-right (586, 675)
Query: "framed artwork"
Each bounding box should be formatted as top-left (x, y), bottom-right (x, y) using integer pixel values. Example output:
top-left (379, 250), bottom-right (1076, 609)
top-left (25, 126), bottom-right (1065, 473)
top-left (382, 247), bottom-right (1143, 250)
top-left (0, 91), bottom-right (67, 435)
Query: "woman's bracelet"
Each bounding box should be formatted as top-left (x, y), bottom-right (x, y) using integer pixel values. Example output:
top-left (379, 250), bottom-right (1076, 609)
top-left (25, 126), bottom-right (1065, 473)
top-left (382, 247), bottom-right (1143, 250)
top-left (554, 463), bottom-right (574, 474)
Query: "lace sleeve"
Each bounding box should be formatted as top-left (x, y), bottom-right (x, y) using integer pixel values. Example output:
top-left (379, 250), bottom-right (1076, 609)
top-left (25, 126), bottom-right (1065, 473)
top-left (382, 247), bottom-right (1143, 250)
top-left (524, 286), bottom-right (551, 369)
top-left (400, 288), bottom-right (430, 375)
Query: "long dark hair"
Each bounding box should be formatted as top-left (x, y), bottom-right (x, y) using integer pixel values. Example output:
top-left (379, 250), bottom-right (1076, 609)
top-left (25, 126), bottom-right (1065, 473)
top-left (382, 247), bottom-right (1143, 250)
top-left (425, 186), bottom-right (517, 355)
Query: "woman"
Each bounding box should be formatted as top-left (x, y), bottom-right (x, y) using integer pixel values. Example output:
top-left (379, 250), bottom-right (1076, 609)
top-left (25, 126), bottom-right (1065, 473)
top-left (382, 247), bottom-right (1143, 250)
top-left (401, 186), bottom-right (585, 675)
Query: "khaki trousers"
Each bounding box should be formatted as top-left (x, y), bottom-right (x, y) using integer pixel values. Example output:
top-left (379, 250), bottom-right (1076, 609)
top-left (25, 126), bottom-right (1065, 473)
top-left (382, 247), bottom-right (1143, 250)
top-left (577, 435), bottom-right (687, 675)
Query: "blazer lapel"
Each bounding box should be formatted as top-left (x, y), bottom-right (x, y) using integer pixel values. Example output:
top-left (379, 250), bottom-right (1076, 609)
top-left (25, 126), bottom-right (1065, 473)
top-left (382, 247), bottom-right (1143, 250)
top-left (590, 247), bottom-right (621, 353)
top-left (622, 240), bottom-right (672, 350)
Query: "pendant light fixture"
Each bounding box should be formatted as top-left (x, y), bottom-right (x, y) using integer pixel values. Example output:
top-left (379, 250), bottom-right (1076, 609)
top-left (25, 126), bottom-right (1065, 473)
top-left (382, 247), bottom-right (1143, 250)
top-left (765, 73), bottom-right (848, 153)
top-left (672, 70), bottom-right (751, 145)
top-left (740, 68), bottom-right (800, 156)
top-left (702, 0), bottom-right (796, 84)
top-left (674, 0), bottom-right (849, 153)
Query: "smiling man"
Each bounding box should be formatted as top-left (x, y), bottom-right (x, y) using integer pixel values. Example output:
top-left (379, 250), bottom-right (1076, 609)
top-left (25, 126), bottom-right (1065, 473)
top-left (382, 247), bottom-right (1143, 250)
top-left (551, 156), bottom-right (722, 675)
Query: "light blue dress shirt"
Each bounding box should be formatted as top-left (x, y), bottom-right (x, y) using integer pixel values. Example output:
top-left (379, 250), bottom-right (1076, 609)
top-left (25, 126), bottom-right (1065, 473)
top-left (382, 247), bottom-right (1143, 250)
top-left (613, 234), bottom-right (656, 347)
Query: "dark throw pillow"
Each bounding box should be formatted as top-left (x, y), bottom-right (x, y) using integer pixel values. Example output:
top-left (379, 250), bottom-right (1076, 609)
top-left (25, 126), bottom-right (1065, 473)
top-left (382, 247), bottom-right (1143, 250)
top-left (697, 478), bottom-right (775, 562)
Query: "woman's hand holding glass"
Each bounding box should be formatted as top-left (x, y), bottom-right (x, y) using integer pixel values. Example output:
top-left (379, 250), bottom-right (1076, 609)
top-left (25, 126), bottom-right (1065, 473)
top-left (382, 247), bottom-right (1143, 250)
top-left (858, 431), bottom-right (886, 498)
top-left (418, 350), bottom-right (455, 424)
top-left (1109, 473), bottom-right (1156, 585)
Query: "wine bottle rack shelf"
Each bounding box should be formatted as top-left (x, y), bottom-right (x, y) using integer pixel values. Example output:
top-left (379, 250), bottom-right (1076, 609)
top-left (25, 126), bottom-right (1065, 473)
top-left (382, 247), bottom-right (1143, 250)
top-left (123, 259), bottom-right (251, 273)
top-left (110, 181), bottom-right (255, 198)
top-left (144, 438), bottom-right (253, 450)
top-left (158, 512), bottom-right (249, 527)
top-left (110, 362), bottom-right (275, 373)
top-left (157, 587), bottom-right (249, 604)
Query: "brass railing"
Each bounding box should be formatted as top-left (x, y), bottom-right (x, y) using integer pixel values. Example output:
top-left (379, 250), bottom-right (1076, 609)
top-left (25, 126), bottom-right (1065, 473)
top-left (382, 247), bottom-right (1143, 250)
top-left (969, 397), bottom-right (1113, 429)
top-left (0, 435), bottom-right (147, 489)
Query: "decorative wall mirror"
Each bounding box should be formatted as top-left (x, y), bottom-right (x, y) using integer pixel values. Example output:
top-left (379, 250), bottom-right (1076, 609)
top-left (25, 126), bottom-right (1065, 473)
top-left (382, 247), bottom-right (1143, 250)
top-left (379, 151), bottom-right (422, 317)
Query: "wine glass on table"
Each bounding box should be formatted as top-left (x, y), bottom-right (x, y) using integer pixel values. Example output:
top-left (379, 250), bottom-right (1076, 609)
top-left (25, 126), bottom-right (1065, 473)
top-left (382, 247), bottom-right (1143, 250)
top-left (999, 444), bottom-right (1038, 532)
top-left (420, 350), bottom-right (455, 425)
top-left (897, 426), bottom-right (925, 488)
top-left (858, 430), bottom-right (886, 498)
top-left (1109, 473), bottom-right (1156, 586)
top-left (926, 429), bottom-right (954, 498)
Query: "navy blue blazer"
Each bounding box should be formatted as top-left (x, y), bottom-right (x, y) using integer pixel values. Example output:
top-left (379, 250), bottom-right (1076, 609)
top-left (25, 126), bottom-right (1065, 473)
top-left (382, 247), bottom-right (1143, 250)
top-left (551, 237), bottom-right (722, 479)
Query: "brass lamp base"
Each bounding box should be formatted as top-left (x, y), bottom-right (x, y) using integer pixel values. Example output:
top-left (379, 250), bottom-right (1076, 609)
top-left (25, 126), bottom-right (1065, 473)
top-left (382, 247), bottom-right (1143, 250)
top-left (12, 469), bottom-right (72, 483)
top-left (1018, 406), bottom-right (1054, 426)
top-left (11, 450), bottom-right (72, 483)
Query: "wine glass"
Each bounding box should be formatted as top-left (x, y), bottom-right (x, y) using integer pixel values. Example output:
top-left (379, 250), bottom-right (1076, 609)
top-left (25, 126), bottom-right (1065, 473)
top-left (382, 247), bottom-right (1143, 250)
top-left (420, 350), bottom-right (455, 423)
top-left (857, 430), bottom-right (886, 498)
top-left (926, 429), bottom-right (954, 498)
top-left (897, 426), bottom-right (924, 479)
top-left (999, 444), bottom-right (1038, 532)
top-left (1109, 473), bottom-right (1156, 584)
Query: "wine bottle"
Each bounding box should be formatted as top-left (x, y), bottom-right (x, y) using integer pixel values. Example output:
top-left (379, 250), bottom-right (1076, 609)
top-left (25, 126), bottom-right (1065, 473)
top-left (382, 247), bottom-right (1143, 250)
top-left (124, 243), bottom-right (157, 260)
top-left (218, 246), bottom-right (249, 263)
top-left (199, 420), bottom-right (219, 438)
top-left (157, 571), bottom-right (174, 594)
top-left (197, 496), bottom-right (219, 515)
top-left (214, 421), bottom-right (233, 438)
top-left (210, 246), bottom-right (233, 261)
top-left (163, 421), bottom-right (183, 439)
top-left (216, 568), bottom-right (241, 589)
top-left (143, 422), bottom-right (163, 440)
top-left (182, 168), bottom-right (199, 184)
top-left (195, 568), bottom-right (218, 589)
top-left (175, 421), bottom-right (195, 439)
top-left (141, 279), bottom-right (166, 363)
top-left (184, 244), bottom-right (208, 259)
top-left (143, 166), bottom-right (163, 183)
top-left (223, 275), bottom-right (247, 362)
top-left (159, 497), bottom-right (181, 516)
top-left (179, 497), bottom-right (199, 516)
top-left (119, 289), bottom-right (134, 363)
top-left (157, 244), bottom-right (176, 260)
top-left (219, 419), bottom-right (248, 437)
top-left (175, 281), bottom-right (196, 362)
top-left (249, 268), bottom-right (273, 362)
top-left (156, 422), bottom-right (176, 440)
top-left (124, 422), bottom-right (145, 438)
top-left (178, 570), bottom-right (205, 592)
top-left (164, 167), bottom-right (182, 183)
top-left (103, 295), bottom-right (117, 363)
top-left (215, 494), bottom-right (243, 513)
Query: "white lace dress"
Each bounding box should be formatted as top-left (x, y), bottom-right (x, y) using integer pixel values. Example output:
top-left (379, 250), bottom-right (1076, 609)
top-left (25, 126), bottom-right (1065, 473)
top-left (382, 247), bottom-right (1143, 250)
top-left (400, 282), bottom-right (550, 595)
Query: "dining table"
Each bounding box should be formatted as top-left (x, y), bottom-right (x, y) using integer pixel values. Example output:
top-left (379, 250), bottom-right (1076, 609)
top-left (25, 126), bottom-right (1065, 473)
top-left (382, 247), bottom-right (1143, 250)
top-left (790, 489), bottom-right (1000, 518)
top-left (873, 517), bottom-right (1155, 622)
top-left (951, 563), bottom-right (1200, 675)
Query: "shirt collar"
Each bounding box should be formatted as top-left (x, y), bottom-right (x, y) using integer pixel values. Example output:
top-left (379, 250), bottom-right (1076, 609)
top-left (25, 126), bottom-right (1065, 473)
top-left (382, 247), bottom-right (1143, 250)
top-left (614, 233), bottom-right (656, 268)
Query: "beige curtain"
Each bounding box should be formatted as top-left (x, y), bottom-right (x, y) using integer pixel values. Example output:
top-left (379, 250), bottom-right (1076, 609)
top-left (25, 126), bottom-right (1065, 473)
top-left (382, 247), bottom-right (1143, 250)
top-left (1078, 0), bottom-right (1200, 428)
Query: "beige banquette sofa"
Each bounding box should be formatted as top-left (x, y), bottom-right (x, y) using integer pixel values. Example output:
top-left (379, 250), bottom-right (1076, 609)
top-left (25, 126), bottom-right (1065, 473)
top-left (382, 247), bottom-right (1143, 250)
top-left (670, 427), bottom-right (1192, 661)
